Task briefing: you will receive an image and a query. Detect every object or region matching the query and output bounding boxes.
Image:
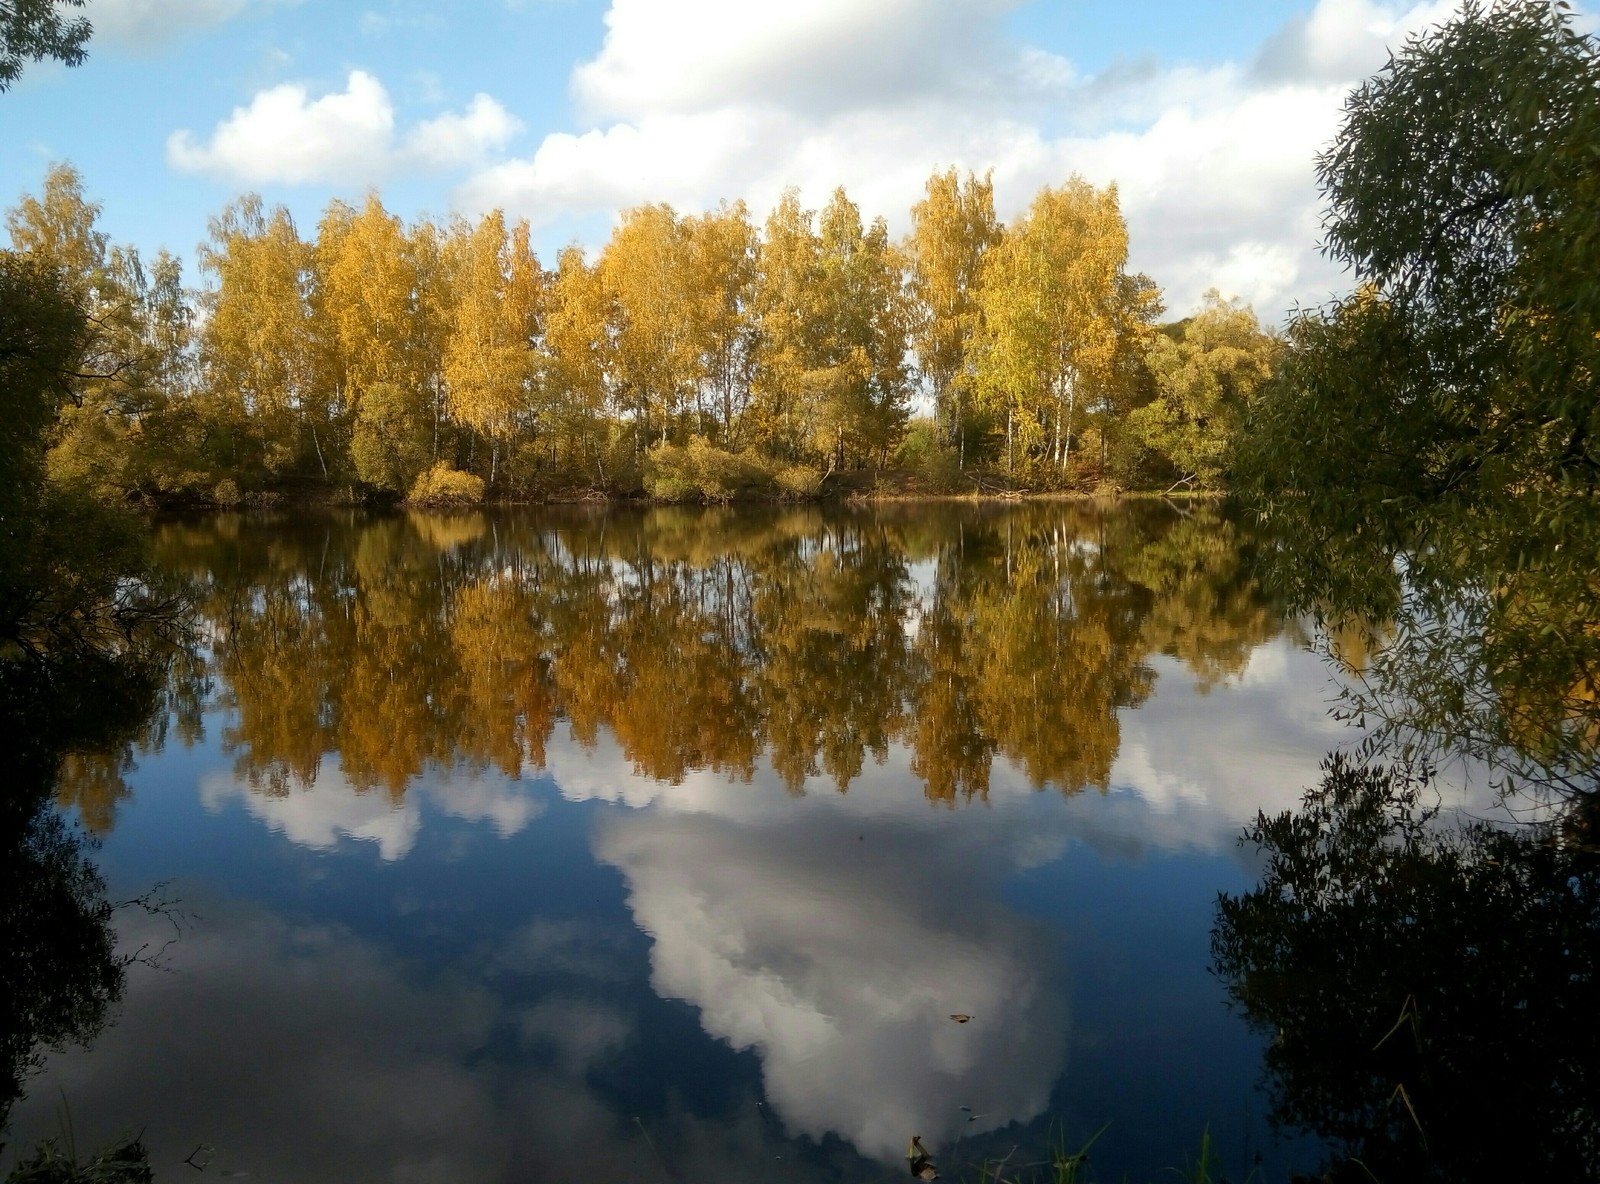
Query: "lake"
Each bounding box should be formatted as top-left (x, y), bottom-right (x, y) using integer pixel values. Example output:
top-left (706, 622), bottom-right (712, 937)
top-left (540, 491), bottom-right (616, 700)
top-left (7, 501), bottom-right (1416, 1182)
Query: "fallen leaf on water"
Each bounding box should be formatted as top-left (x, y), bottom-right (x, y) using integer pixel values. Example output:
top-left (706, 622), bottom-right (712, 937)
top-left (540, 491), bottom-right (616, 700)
top-left (907, 1135), bottom-right (938, 1180)
top-left (949, 1014), bottom-right (973, 1023)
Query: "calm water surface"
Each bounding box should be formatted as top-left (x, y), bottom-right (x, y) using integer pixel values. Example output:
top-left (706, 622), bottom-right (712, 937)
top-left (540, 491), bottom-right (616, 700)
top-left (12, 503), bottom-right (1374, 1181)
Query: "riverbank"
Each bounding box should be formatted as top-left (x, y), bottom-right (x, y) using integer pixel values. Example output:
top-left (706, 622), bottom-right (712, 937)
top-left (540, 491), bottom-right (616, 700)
top-left (141, 469), bottom-right (1226, 513)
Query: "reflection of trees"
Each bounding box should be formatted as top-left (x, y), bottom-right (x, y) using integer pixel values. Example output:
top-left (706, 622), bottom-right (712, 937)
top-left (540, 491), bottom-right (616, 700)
top-left (1120, 510), bottom-right (1300, 692)
top-left (152, 501), bottom-right (1286, 808)
top-left (1213, 757), bottom-right (1600, 1182)
top-left (751, 524), bottom-right (914, 791)
top-left (0, 245), bottom-right (190, 1140)
top-left (1, 801), bottom-right (123, 1125)
top-left (0, 644), bottom-right (176, 1129)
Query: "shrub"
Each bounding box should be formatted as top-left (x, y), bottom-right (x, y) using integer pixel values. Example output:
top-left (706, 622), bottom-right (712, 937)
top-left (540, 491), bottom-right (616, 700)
top-left (643, 442), bottom-right (695, 501)
top-left (644, 436), bottom-right (775, 502)
top-left (893, 418), bottom-right (967, 492)
top-left (775, 464), bottom-right (823, 499)
top-left (407, 463), bottom-right (485, 508)
top-left (212, 478), bottom-right (241, 507)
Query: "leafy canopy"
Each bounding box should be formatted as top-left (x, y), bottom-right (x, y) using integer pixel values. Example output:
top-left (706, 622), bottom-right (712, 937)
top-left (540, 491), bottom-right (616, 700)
top-left (0, 0), bottom-right (90, 92)
top-left (1236, 0), bottom-right (1600, 793)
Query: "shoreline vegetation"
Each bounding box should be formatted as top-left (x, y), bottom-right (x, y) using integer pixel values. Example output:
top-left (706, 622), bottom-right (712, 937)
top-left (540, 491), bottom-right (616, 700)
top-left (5, 160), bottom-right (1277, 516)
top-left (184, 472), bottom-right (1231, 511)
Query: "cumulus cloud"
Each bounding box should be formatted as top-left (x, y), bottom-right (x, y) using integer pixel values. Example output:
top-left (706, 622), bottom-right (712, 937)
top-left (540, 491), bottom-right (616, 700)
top-left (405, 94), bottom-right (524, 172)
top-left (168, 70), bottom-right (520, 185)
top-left (468, 0), bottom-right (1472, 317)
top-left (1254, 0), bottom-right (1460, 84)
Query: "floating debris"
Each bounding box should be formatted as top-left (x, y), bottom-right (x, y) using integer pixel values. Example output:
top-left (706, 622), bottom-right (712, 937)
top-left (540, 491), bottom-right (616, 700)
top-left (184, 1145), bottom-right (216, 1171)
top-left (907, 1135), bottom-right (938, 1180)
top-left (949, 1013), bottom-right (973, 1023)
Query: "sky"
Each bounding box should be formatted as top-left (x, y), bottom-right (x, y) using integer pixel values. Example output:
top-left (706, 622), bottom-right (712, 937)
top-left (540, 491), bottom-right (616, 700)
top-left (0, 0), bottom-right (1487, 320)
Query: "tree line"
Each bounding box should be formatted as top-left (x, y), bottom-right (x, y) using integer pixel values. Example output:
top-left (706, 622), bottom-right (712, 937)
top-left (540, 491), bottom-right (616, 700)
top-left (7, 164), bottom-right (1278, 506)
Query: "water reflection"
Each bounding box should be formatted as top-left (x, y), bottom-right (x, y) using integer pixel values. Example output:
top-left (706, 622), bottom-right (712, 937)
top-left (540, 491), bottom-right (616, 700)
top-left (148, 502), bottom-right (1290, 807)
top-left (595, 779), bottom-right (1069, 1159)
top-left (14, 502), bottom-right (1364, 1181)
top-left (0, 623), bottom-right (178, 1130)
top-left (1213, 757), bottom-right (1600, 1182)
top-left (198, 766), bottom-right (544, 859)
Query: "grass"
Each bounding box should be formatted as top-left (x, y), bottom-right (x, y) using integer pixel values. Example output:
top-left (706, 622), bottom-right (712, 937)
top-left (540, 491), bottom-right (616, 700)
top-left (961, 1125), bottom-right (1248, 1184)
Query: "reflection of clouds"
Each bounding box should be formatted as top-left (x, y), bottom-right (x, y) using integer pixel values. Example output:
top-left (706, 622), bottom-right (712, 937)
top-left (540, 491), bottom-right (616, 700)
top-left (13, 905), bottom-right (508, 1182)
top-left (595, 809), bottom-right (1067, 1160)
top-left (518, 999), bottom-right (632, 1074)
top-left (1096, 640), bottom-right (1503, 856)
top-left (557, 629), bottom-right (1499, 1165)
top-left (1099, 641), bottom-right (1347, 851)
top-left (8, 901), bottom-right (826, 1184)
top-left (431, 774), bottom-right (546, 837)
top-left (495, 917), bottom-right (636, 983)
top-left (200, 769), bottom-right (420, 859)
top-left (199, 766), bottom-right (543, 860)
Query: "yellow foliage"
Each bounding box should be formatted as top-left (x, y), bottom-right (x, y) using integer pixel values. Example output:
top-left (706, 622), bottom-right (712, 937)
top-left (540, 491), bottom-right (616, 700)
top-left (407, 463), bottom-right (485, 507)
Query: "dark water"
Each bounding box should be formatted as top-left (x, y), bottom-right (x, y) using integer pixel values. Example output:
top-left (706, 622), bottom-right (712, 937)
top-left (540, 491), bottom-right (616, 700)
top-left (6, 502), bottom-right (1429, 1182)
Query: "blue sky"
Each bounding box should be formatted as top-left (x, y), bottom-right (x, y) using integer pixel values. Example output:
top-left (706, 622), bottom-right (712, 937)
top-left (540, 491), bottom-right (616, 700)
top-left (1, 0), bottom-right (1478, 317)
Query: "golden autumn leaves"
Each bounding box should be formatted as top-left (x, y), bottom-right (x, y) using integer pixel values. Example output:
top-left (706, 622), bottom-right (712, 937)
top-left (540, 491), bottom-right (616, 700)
top-left (9, 163), bottom-right (1276, 502)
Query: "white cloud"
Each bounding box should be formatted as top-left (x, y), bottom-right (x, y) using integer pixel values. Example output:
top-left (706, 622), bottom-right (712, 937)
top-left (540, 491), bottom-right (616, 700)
top-left (572, 0), bottom-right (1048, 121)
top-left (84, 0), bottom-right (285, 48)
top-left (1254, 0), bottom-right (1460, 83)
top-left (168, 70), bottom-right (520, 186)
top-left (404, 94), bottom-right (525, 173)
top-left (462, 0), bottom-right (1469, 318)
top-left (168, 69), bottom-right (393, 185)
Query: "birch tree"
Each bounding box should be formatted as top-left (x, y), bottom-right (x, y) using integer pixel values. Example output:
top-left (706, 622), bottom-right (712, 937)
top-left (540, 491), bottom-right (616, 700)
top-left (975, 178), bottom-right (1139, 479)
top-left (908, 167), bottom-right (1000, 462)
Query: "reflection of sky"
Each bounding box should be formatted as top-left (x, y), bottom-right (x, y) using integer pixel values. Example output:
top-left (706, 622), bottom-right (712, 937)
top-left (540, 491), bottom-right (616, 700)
top-left (595, 808), bottom-right (1066, 1159)
top-left (9, 612), bottom-right (1469, 1182)
top-left (198, 753), bottom-right (546, 860)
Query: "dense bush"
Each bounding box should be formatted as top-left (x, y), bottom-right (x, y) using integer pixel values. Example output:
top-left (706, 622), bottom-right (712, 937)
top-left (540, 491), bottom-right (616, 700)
top-left (893, 419), bottom-right (965, 492)
top-left (774, 464), bottom-right (823, 499)
top-left (643, 436), bottom-right (790, 502)
top-left (407, 464), bottom-right (485, 508)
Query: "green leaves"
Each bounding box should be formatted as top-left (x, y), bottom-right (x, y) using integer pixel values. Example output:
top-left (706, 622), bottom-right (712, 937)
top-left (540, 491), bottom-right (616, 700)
top-left (0, 0), bottom-right (91, 93)
top-left (1238, 1), bottom-right (1600, 797)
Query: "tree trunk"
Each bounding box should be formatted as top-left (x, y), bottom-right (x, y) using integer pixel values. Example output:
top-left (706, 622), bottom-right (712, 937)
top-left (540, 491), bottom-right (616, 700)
top-left (1062, 384), bottom-right (1077, 474)
top-left (958, 387), bottom-right (966, 470)
top-left (310, 420), bottom-right (328, 478)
